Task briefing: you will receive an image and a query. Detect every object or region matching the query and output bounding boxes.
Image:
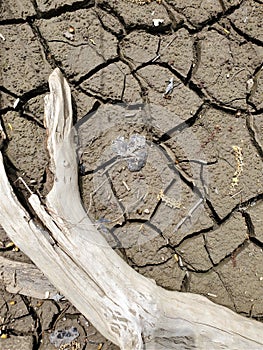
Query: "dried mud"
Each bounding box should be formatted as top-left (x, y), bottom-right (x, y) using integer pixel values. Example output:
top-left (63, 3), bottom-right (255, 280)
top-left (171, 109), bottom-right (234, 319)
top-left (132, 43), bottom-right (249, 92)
top-left (0, 0), bottom-right (263, 349)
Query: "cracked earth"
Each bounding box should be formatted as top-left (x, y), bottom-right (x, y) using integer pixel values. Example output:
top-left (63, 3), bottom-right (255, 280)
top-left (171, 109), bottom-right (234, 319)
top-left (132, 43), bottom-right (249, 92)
top-left (0, 0), bottom-right (263, 349)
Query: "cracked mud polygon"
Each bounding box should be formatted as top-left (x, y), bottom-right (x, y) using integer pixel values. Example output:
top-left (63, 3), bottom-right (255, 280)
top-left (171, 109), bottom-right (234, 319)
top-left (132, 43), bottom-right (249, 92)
top-left (0, 0), bottom-right (263, 349)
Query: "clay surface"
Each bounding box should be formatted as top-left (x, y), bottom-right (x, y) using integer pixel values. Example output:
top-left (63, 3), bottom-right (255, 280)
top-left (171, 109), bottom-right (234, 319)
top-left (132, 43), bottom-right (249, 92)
top-left (0, 0), bottom-right (262, 348)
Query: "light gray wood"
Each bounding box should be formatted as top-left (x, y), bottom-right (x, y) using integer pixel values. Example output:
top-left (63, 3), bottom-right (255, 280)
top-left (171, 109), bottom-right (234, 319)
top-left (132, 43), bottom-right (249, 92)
top-left (0, 68), bottom-right (262, 349)
top-left (0, 256), bottom-right (58, 299)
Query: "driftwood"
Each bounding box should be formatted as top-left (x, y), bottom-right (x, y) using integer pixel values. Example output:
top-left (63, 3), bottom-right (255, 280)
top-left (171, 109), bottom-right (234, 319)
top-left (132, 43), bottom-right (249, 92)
top-left (0, 256), bottom-right (57, 300)
top-left (0, 68), bottom-right (263, 349)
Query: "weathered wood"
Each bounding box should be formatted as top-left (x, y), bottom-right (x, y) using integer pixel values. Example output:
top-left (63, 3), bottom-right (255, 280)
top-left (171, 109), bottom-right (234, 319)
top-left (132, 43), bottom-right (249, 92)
top-left (0, 256), bottom-right (58, 299)
top-left (0, 68), bottom-right (263, 349)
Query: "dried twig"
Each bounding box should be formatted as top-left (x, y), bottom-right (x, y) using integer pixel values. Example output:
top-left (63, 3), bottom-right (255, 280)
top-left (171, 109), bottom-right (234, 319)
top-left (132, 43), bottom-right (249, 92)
top-left (174, 198), bottom-right (204, 232)
top-left (152, 34), bottom-right (177, 62)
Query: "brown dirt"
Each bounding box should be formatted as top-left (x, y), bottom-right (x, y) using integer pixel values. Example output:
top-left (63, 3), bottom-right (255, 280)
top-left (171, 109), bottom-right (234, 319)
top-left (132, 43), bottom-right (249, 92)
top-left (0, 0), bottom-right (263, 349)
